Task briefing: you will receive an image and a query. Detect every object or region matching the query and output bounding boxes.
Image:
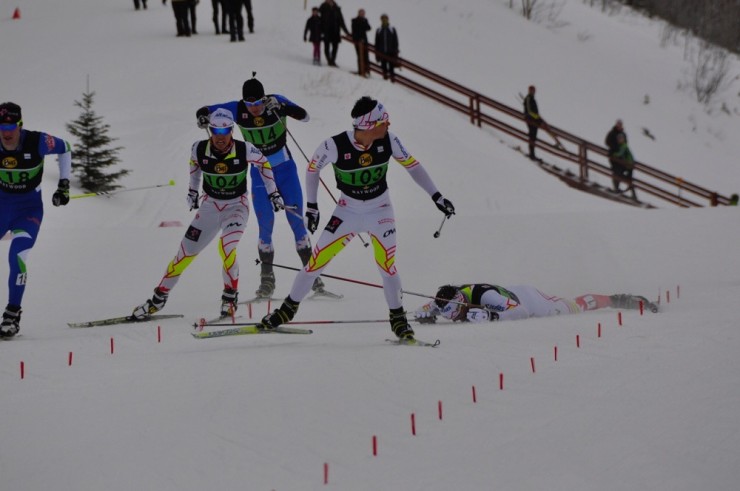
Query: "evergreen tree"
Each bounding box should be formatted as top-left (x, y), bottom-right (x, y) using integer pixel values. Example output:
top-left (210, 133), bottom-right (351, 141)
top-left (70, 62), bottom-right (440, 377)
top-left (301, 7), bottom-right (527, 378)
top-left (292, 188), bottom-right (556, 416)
top-left (66, 88), bottom-right (130, 193)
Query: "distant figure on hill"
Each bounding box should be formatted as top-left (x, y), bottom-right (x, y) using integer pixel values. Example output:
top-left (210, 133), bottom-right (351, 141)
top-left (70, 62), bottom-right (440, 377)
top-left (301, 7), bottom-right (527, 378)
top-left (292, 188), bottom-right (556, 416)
top-left (170, 0), bottom-right (192, 36)
top-left (414, 284), bottom-right (658, 324)
top-left (605, 119), bottom-right (635, 195)
top-left (211, 0), bottom-right (228, 35)
top-left (374, 13), bottom-right (399, 80)
top-left (522, 85), bottom-right (542, 160)
top-left (351, 9), bottom-right (371, 76)
top-left (304, 6), bottom-right (323, 65)
top-left (319, 0), bottom-right (350, 67)
top-left (134, 0), bottom-right (148, 10)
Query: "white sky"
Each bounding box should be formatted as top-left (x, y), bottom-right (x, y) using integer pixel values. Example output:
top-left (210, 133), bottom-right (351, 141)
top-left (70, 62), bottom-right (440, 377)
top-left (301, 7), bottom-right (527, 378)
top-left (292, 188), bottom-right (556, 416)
top-left (2, 1), bottom-right (739, 490)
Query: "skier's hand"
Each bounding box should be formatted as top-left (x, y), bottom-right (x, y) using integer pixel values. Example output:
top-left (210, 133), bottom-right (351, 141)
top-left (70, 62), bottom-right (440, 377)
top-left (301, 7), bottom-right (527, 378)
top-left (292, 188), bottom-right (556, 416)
top-left (305, 202), bottom-right (320, 233)
top-left (432, 192), bottom-right (455, 218)
top-left (269, 191), bottom-right (285, 212)
top-left (187, 188), bottom-right (199, 210)
top-left (52, 179), bottom-right (70, 207)
top-left (413, 310), bottom-right (437, 324)
top-left (264, 96), bottom-right (281, 113)
top-left (466, 308), bottom-right (499, 323)
top-left (196, 107), bottom-right (210, 129)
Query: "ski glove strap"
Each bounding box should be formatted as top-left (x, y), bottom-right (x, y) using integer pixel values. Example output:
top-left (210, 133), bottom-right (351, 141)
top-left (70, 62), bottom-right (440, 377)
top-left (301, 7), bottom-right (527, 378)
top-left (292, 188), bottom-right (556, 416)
top-left (432, 192), bottom-right (455, 218)
top-left (305, 202), bottom-right (320, 234)
top-left (52, 179), bottom-right (70, 207)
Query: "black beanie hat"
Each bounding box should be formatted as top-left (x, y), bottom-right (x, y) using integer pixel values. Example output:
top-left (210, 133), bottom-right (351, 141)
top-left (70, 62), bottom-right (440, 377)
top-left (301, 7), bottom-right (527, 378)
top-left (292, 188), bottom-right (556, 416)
top-left (242, 78), bottom-right (265, 101)
top-left (0, 102), bottom-right (22, 125)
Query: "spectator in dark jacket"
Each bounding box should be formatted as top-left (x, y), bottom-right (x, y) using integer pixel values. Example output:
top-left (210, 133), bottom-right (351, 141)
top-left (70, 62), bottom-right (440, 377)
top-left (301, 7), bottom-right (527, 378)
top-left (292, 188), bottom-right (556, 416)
top-left (304, 7), bottom-right (323, 65)
top-left (374, 13), bottom-right (399, 80)
top-left (351, 9), bottom-right (371, 77)
top-left (171, 0), bottom-right (192, 37)
top-left (319, 0), bottom-right (350, 67)
top-left (522, 85), bottom-right (542, 160)
top-left (605, 119), bottom-right (628, 193)
top-left (211, 0), bottom-right (228, 35)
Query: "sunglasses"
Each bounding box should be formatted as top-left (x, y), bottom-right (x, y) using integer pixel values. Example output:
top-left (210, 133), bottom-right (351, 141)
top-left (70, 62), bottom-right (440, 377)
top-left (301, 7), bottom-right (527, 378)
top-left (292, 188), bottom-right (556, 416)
top-left (0, 123), bottom-right (19, 131)
top-left (210, 126), bottom-right (233, 136)
top-left (243, 97), bottom-right (266, 107)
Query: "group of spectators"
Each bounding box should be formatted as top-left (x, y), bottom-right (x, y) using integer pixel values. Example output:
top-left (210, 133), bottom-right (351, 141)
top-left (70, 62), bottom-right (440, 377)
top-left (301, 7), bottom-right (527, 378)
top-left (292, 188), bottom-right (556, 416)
top-left (304, 1), bottom-right (400, 79)
top-left (134, 0), bottom-right (253, 42)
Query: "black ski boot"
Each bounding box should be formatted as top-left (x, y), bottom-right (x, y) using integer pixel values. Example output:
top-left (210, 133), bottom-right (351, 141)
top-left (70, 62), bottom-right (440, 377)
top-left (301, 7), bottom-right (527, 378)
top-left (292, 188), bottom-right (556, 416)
top-left (256, 250), bottom-right (276, 297)
top-left (132, 288), bottom-right (168, 320)
top-left (390, 307), bottom-right (415, 340)
top-left (220, 288), bottom-right (238, 317)
top-left (259, 297), bottom-right (300, 330)
top-left (0, 304), bottom-right (22, 338)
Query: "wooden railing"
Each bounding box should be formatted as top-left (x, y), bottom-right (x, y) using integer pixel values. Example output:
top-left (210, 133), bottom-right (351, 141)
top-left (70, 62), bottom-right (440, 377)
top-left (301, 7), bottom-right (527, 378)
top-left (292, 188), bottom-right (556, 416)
top-left (347, 36), bottom-right (732, 207)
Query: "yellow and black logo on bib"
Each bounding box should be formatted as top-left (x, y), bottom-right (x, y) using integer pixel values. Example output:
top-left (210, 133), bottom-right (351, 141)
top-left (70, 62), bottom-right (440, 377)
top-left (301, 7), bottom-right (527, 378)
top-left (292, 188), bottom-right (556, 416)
top-left (252, 116), bottom-right (265, 127)
top-left (358, 153), bottom-right (373, 167)
top-left (214, 162), bottom-right (229, 174)
top-left (2, 156), bottom-right (19, 169)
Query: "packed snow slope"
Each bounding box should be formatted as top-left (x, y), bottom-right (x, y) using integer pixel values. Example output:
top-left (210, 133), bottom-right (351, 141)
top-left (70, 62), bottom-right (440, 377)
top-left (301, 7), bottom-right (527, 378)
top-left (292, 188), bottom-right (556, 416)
top-left (1, 1), bottom-right (739, 490)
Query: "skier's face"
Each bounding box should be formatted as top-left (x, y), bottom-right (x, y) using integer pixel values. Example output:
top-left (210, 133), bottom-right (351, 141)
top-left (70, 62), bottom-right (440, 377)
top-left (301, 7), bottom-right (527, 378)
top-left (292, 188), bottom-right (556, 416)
top-left (0, 124), bottom-right (20, 151)
top-left (209, 126), bottom-right (234, 153)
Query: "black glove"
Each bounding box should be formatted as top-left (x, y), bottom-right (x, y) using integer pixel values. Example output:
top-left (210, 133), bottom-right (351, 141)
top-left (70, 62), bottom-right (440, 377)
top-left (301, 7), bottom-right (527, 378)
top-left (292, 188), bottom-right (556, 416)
top-left (432, 192), bottom-right (455, 218)
top-left (187, 188), bottom-right (199, 210)
top-left (269, 191), bottom-right (285, 212)
top-left (305, 202), bottom-right (320, 233)
top-left (52, 179), bottom-right (70, 207)
top-left (196, 107), bottom-right (210, 129)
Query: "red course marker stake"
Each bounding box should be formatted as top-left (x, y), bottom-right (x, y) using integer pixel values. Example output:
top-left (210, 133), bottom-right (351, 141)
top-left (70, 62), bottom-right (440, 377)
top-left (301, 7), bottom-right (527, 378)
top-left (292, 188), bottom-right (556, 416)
top-left (323, 462), bottom-right (328, 485)
top-left (438, 400), bottom-right (443, 420)
top-left (618, 312), bottom-right (623, 326)
top-left (530, 357), bottom-right (536, 373)
top-left (472, 385), bottom-right (477, 403)
top-left (372, 435), bottom-right (378, 456)
top-left (20, 361), bottom-right (25, 379)
top-left (554, 345), bottom-right (558, 361)
top-left (68, 352), bottom-right (73, 366)
top-left (499, 372), bottom-right (504, 390)
top-left (576, 334), bottom-right (581, 348)
top-left (110, 337), bottom-right (115, 354)
top-left (410, 413), bottom-right (416, 435)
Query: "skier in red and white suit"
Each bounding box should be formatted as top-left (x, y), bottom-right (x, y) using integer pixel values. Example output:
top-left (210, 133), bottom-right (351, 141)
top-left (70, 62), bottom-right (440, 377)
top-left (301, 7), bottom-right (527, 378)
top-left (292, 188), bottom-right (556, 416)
top-left (414, 284), bottom-right (658, 323)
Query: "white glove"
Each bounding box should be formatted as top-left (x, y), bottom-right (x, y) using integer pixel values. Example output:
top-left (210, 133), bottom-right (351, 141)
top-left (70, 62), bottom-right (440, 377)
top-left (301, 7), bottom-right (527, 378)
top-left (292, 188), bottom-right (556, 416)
top-left (187, 188), bottom-right (199, 211)
top-left (269, 191), bottom-right (285, 212)
top-left (466, 308), bottom-right (498, 323)
top-left (413, 310), bottom-right (437, 324)
top-left (264, 96), bottom-right (281, 113)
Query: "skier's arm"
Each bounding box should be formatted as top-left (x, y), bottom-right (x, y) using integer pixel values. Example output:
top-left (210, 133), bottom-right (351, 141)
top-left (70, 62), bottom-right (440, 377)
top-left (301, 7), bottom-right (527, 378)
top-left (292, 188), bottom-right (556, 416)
top-left (304, 137), bottom-right (336, 203)
top-left (272, 95), bottom-right (309, 122)
top-left (389, 133), bottom-right (439, 197)
top-left (38, 133), bottom-right (72, 180)
top-left (249, 144), bottom-right (277, 196)
top-left (188, 142), bottom-right (202, 191)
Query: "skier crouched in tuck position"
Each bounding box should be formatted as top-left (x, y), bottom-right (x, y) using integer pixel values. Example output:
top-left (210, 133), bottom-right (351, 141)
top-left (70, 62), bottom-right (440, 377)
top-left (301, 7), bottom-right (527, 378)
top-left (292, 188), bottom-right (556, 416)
top-left (132, 108), bottom-right (284, 321)
top-left (256, 96), bottom-right (455, 341)
top-left (414, 284), bottom-right (658, 324)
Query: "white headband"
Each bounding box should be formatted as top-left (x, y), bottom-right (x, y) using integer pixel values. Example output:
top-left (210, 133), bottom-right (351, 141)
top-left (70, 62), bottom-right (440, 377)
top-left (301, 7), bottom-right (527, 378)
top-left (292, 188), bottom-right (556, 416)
top-left (352, 102), bottom-right (389, 130)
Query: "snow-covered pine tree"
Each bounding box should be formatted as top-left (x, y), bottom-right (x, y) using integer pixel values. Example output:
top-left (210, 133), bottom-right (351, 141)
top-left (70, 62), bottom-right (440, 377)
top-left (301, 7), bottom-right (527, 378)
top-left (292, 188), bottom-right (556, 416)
top-left (66, 86), bottom-right (129, 193)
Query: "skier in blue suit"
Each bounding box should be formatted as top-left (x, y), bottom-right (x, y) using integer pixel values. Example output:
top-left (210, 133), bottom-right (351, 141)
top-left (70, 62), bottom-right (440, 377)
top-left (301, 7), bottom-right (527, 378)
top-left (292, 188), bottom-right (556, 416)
top-left (0, 102), bottom-right (72, 338)
top-left (196, 76), bottom-right (324, 298)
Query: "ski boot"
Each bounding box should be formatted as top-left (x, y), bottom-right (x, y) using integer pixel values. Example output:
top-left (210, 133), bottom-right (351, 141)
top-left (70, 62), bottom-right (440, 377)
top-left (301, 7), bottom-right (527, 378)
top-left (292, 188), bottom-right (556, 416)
top-left (390, 307), bottom-right (415, 341)
top-left (0, 304), bottom-right (22, 338)
top-left (610, 294), bottom-right (658, 312)
top-left (132, 288), bottom-right (168, 320)
top-left (259, 297), bottom-right (300, 331)
top-left (220, 288), bottom-right (238, 318)
top-left (255, 272), bottom-right (275, 298)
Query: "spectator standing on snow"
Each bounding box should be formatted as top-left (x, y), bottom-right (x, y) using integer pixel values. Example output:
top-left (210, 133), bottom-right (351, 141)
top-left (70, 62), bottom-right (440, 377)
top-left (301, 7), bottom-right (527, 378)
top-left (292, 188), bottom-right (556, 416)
top-left (319, 0), bottom-right (350, 67)
top-left (304, 6), bottom-right (323, 65)
top-left (351, 8), bottom-right (371, 77)
top-left (374, 13), bottom-right (399, 80)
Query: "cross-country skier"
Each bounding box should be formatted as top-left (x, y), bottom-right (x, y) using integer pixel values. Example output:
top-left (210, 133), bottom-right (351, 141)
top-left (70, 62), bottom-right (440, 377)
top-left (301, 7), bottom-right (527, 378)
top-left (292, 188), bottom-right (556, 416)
top-left (0, 102), bottom-right (72, 338)
top-left (195, 75), bottom-right (324, 299)
top-left (132, 108), bottom-right (284, 320)
top-left (256, 96), bottom-right (455, 342)
top-left (414, 283), bottom-right (658, 324)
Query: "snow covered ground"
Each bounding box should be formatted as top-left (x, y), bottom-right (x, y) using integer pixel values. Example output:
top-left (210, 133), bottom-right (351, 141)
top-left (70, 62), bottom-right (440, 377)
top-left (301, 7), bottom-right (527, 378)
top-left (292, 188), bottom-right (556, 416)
top-left (2, 1), bottom-right (739, 490)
